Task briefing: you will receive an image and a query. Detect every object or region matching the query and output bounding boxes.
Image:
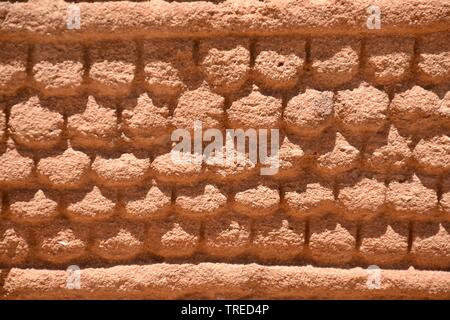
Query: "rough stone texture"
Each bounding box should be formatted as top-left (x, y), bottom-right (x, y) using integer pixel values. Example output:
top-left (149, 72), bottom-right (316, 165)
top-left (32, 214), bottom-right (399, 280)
top-left (65, 186), bottom-right (117, 222)
top-left (35, 222), bottom-right (88, 264)
top-left (337, 172), bottom-right (386, 219)
top-left (37, 148), bottom-right (91, 189)
top-left (227, 86), bottom-right (282, 129)
top-left (438, 96), bottom-right (450, 132)
top-left (0, 0), bottom-right (450, 300)
top-left (386, 174), bottom-right (438, 219)
top-left (418, 32), bottom-right (450, 85)
top-left (315, 131), bottom-right (361, 175)
top-left (205, 146), bottom-right (258, 182)
top-left (390, 85), bottom-right (441, 133)
top-left (335, 84), bottom-right (389, 134)
top-left (67, 96), bottom-right (118, 149)
top-left (32, 43), bottom-right (84, 96)
top-left (0, 105), bottom-right (5, 143)
top-left (0, 42), bottom-right (27, 94)
top-left (309, 214), bottom-right (357, 265)
top-left (203, 213), bottom-right (251, 258)
top-left (0, 223), bottom-right (29, 265)
top-left (174, 183), bottom-right (227, 217)
top-left (9, 96), bottom-right (64, 149)
top-left (365, 37), bottom-right (415, 85)
top-left (92, 222), bottom-right (145, 261)
top-left (359, 217), bottom-right (409, 265)
top-left (147, 216), bottom-right (200, 259)
top-left (412, 221), bottom-right (450, 268)
top-left (413, 133), bottom-right (450, 174)
top-left (276, 134), bottom-right (309, 178)
top-left (172, 85), bottom-right (224, 131)
top-left (311, 37), bottom-right (360, 87)
top-left (121, 181), bottom-right (171, 220)
top-left (0, 1), bottom-right (449, 40)
top-left (151, 151), bottom-right (204, 184)
top-left (283, 175), bottom-right (335, 217)
top-left (199, 38), bottom-right (250, 94)
top-left (121, 92), bottom-right (171, 147)
top-left (233, 180), bottom-right (280, 216)
top-left (9, 189), bottom-right (59, 224)
top-left (254, 37), bottom-right (305, 89)
top-left (89, 41), bottom-right (136, 96)
top-left (2, 263), bottom-right (450, 299)
top-left (284, 89), bottom-right (334, 137)
top-left (252, 215), bottom-right (305, 261)
top-left (364, 125), bottom-right (413, 173)
top-left (91, 152), bottom-right (150, 188)
top-left (441, 175), bottom-right (450, 213)
top-left (0, 145), bottom-right (35, 188)
top-left (143, 39), bottom-right (193, 97)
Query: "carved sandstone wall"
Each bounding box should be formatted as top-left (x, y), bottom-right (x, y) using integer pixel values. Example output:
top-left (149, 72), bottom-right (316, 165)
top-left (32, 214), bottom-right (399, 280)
top-left (0, 0), bottom-right (449, 299)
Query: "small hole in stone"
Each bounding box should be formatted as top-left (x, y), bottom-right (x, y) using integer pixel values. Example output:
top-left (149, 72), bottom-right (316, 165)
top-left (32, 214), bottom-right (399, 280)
top-left (277, 61), bottom-right (284, 67)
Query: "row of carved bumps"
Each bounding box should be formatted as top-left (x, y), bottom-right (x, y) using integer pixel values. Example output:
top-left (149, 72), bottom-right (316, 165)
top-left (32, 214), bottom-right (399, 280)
top-left (1, 213), bottom-right (449, 268)
top-left (1, 85), bottom-right (449, 149)
top-left (1, 85), bottom-right (449, 152)
top-left (0, 34), bottom-right (449, 96)
top-left (0, 123), bottom-right (449, 188)
top-left (0, 172), bottom-right (450, 223)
